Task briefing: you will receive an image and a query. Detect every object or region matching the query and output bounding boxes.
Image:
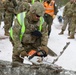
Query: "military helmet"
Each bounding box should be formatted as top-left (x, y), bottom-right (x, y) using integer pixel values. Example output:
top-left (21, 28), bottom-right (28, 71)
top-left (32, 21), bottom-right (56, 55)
top-left (30, 2), bottom-right (45, 16)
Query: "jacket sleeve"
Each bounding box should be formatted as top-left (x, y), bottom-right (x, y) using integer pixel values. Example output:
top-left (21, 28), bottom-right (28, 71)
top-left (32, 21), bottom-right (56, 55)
top-left (14, 2), bottom-right (30, 15)
top-left (12, 19), bottom-right (24, 51)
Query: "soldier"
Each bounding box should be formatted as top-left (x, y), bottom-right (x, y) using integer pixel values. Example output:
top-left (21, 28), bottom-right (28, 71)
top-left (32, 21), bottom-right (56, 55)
top-left (59, 0), bottom-right (74, 36)
top-left (10, 2), bottom-right (48, 66)
top-left (3, 0), bottom-right (30, 36)
top-left (3, 0), bottom-right (17, 36)
top-left (68, 0), bottom-right (76, 39)
top-left (43, 0), bottom-right (58, 36)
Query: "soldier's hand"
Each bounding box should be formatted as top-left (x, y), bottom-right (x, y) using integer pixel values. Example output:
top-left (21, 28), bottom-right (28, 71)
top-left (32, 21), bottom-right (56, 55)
top-left (37, 46), bottom-right (48, 57)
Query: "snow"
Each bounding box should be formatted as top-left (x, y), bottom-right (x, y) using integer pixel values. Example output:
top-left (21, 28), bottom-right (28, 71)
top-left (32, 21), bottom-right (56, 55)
top-left (0, 7), bottom-right (76, 71)
top-left (0, 22), bottom-right (13, 62)
top-left (47, 25), bottom-right (76, 71)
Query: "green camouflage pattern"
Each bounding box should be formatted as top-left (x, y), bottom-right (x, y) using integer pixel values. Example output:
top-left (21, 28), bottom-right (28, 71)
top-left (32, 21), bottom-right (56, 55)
top-left (3, 0), bottom-right (30, 35)
top-left (13, 1), bottom-right (30, 14)
top-left (63, 2), bottom-right (73, 17)
top-left (0, 1), bottom-right (5, 11)
top-left (3, 0), bottom-right (16, 35)
top-left (61, 1), bottom-right (76, 38)
top-left (4, 11), bottom-right (14, 35)
top-left (61, 1), bottom-right (73, 33)
top-left (70, 3), bottom-right (76, 37)
top-left (11, 2), bottom-right (48, 63)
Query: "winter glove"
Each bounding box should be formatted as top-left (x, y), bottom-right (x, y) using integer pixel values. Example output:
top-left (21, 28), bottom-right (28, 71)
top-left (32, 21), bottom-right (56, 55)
top-left (31, 30), bottom-right (42, 38)
top-left (37, 49), bottom-right (47, 57)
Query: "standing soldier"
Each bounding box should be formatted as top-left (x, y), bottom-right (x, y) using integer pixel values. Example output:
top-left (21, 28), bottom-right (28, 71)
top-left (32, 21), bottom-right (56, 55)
top-left (59, 0), bottom-right (74, 36)
top-left (3, 0), bottom-right (17, 36)
top-left (3, 0), bottom-right (30, 36)
top-left (10, 2), bottom-right (48, 67)
top-left (68, 0), bottom-right (76, 39)
top-left (43, 0), bottom-right (58, 36)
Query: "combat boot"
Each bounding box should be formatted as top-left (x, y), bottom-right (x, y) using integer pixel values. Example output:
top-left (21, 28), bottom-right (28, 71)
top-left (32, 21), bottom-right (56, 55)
top-left (68, 35), bottom-right (74, 39)
top-left (58, 30), bottom-right (64, 35)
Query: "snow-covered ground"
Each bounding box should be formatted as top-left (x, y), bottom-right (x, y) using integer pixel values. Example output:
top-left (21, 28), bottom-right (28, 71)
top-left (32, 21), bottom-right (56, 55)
top-left (47, 25), bottom-right (76, 71)
top-left (0, 7), bottom-right (76, 71)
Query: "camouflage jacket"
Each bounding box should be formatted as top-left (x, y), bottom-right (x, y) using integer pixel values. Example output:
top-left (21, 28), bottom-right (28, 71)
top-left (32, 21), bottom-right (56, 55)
top-left (0, 0), bottom-right (5, 12)
top-left (14, 2), bottom-right (30, 14)
top-left (3, 0), bottom-right (30, 14)
top-left (12, 11), bottom-right (48, 51)
top-left (4, 0), bottom-right (15, 12)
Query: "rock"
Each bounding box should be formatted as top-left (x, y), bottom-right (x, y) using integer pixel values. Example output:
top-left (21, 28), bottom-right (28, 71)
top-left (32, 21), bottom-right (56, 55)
top-left (0, 60), bottom-right (76, 75)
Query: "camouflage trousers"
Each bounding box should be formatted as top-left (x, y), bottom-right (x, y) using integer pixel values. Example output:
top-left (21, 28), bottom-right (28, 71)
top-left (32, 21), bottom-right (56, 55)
top-left (70, 17), bottom-right (76, 36)
top-left (10, 38), bottom-right (38, 64)
top-left (4, 11), bottom-right (14, 35)
top-left (62, 17), bottom-right (71, 32)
